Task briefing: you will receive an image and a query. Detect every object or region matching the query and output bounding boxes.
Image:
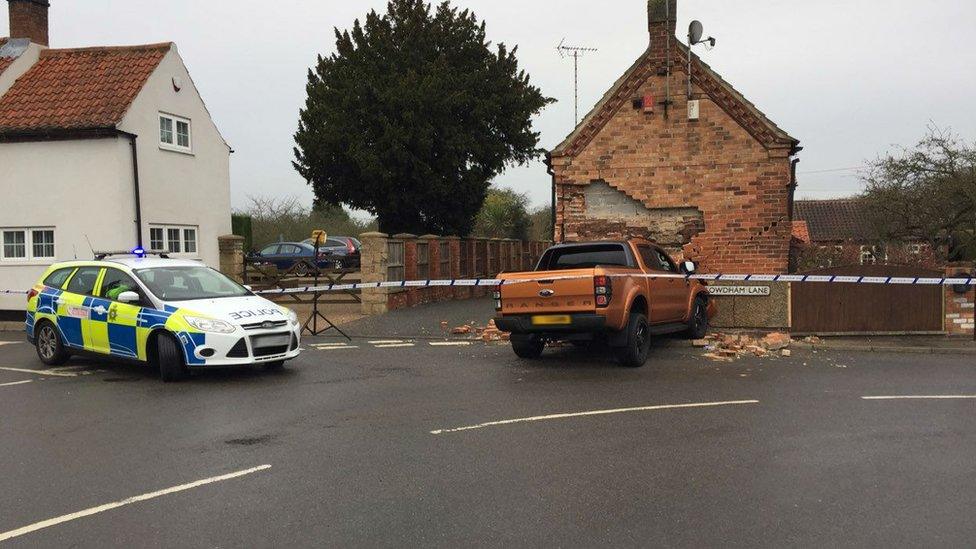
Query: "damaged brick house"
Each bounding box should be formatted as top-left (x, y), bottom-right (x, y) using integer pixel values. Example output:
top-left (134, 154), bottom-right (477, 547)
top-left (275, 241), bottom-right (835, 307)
top-left (548, 0), bottom-right (801, 274)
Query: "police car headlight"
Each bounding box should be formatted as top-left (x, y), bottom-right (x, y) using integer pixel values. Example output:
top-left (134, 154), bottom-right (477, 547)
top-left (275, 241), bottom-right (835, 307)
top-left (184, 316), bottom-right (237, 334)
top-left (286, 308), bottom-right (299, 325)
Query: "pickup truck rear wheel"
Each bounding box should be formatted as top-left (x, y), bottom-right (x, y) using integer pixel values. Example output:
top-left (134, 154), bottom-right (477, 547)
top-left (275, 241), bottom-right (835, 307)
top-left (685, 296), bottom-right (709, 339)
top-left (616, 313), bottom-right (651, 368)
top-left (511, 335), bottom-right (545, 360)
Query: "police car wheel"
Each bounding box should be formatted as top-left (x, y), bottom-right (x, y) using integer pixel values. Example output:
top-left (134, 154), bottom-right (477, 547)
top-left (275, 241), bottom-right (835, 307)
top-left (35, 321), bottom-right (69, 366)
top-left (157, 334), bottom-right (188, 382)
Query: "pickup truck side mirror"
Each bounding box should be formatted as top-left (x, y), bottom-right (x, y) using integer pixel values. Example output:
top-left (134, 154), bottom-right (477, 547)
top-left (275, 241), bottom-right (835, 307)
top-left (681, 261), bottom-right (697, 274)
top-left (117, 291), bottom-right (141, 304)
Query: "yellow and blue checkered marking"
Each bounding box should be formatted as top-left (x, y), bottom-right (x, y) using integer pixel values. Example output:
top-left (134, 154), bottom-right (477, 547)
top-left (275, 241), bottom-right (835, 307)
top-left (27, 283), bottom-right (208, 367)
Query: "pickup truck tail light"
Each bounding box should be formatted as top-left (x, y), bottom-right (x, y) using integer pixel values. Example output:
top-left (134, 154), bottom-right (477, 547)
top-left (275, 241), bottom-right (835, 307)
top-left (493, 285), bottom-right (502, 311)
top-left (594, 275), bottom-right (612, 308)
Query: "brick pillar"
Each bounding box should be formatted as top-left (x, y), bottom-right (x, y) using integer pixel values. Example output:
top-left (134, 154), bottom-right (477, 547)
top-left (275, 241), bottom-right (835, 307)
top-left (217, 234), bottom-right (245, 282)
top-left (419, 234), bottom-right (438, 304)
top-left (449, 237), bottom-right (465, 300)
top-left (393, 234), bottom-right (418, 307)
top-left (359, 231), bottom-right (390, 316)
top-left (945, 262), bottom-right (975, 336)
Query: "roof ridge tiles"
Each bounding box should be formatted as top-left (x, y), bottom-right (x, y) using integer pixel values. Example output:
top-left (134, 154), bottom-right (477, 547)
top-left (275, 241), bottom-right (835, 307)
top-left (40, 42), bottom-right (173, 57)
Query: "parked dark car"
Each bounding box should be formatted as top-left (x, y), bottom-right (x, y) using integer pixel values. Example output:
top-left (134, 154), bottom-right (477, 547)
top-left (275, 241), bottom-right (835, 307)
top-left (248, 239), bottom-right (361, 276)
top-left (301, 236), bottom-right (362, 270)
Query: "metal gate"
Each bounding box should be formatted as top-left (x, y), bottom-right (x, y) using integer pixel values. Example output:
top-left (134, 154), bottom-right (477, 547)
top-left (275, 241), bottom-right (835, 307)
top-left (791, 265), bottom-right (944, 334)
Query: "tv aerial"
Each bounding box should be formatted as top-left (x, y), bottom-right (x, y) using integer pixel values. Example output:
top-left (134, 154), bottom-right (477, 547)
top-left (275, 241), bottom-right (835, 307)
top-left (557, 38), bottom-right (599, 127)
top-left (686, 20), bottom-right (717, 98)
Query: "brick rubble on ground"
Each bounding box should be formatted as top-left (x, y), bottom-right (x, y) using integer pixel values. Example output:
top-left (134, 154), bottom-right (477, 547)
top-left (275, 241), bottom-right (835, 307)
top-left (699, 332), bottom-right (795, 362)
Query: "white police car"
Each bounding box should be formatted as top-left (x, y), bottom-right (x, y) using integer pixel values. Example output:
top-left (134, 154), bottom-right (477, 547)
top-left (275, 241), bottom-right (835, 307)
top-left (26, 251), bottom-right (302, 381)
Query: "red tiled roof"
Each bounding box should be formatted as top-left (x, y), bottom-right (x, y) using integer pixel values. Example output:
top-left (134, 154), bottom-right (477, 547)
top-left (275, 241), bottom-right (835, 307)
top-left (0, 43), bottom-right (171, 134)
top-left (0, 57), bottom-right (15, 76)
top-left (791, 220), bottom-right (811, 244)
top-left (0, 38), bottom-right (14, 76)
top-left (793, 199), bottom-right (871, 242)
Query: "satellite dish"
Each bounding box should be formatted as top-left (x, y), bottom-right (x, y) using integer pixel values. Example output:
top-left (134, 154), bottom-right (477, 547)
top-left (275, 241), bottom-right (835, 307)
top-left (689, 20), bottom-right (704, 44)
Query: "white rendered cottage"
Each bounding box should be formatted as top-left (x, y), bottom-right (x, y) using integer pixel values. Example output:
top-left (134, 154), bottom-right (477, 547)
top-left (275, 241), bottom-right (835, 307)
top-left (0, 0), bottom-right (232, 312)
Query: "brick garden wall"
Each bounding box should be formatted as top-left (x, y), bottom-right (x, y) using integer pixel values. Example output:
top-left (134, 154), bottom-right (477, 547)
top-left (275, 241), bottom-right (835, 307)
top-left (358, 232), bottom-right (550, 315)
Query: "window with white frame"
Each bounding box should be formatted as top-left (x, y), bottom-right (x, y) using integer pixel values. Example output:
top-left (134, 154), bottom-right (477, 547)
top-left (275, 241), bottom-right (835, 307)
top-left (908, 243), bottom-right (923, 256)
top-left (149, 225), bottom-right (199, 255)
top-left (1, 228), bottom-right (55, 261)
top-left (859, 246), bottom-right (876, 265)
top-left (159, 113), bottom-right (192, 152)
top-left (860, 245), bottom-right (887, 265)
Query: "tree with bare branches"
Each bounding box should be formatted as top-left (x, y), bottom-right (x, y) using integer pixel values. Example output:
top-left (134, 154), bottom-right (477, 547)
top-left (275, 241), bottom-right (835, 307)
top-left (861, 127), bottom-right (976, 261)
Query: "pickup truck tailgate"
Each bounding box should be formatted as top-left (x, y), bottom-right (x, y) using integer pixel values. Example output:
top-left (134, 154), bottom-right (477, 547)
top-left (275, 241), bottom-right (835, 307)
top-left (499, 269), bottom-right (595, 313)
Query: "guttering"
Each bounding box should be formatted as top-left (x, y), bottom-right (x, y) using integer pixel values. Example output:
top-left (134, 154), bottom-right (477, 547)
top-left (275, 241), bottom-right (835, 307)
top-left (116, 130), bottom-right (144, 247)
top-left (0, 126), bottom-right (118, 142)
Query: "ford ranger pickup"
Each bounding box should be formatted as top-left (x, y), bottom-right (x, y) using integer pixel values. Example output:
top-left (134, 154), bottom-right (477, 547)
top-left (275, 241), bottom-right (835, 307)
top-left (493, 239), bottom-right (715, 367)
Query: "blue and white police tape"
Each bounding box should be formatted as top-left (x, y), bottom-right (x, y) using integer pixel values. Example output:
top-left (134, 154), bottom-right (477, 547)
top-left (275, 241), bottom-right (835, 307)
top-left (3, 273), bottom-right (973, 298)
top-left (249, 273), bottom-right (975, 296)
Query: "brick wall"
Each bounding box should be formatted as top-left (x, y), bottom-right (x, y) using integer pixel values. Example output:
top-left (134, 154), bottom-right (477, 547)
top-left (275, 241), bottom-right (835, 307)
top-left (359, 232), bottom-right (550, 315)
top-left (945, 263), bottom-right (975, 336)
top-left (551, 6), bottom-right (796, 275)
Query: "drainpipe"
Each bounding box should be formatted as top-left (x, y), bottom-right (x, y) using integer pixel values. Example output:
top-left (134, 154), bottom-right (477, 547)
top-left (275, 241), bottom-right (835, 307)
top-left (545, 152), bottom-right (557, 243)
top-left (118, 131), bottom-right (144, 247)
top-left (788, 157), bottom-right (800, 220)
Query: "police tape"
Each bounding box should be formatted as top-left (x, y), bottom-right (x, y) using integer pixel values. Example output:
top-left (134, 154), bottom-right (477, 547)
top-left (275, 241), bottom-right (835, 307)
top-left (2, 273), bottom-right (974, 299)
top-left (248, 272), bottom-right (976, 296)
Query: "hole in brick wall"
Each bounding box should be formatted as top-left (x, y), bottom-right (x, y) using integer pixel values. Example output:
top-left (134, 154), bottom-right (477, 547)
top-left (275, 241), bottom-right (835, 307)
top-left (582, 181), bottom-right (705, 247)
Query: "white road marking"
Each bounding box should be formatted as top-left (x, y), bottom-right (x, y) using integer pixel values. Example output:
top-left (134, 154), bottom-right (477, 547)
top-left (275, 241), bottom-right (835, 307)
top-left (375, 343), bottom-right (415, 349)
top-left (0, 366), bottom-right (77, 378)
top-left (862, 395), bottom-right (976, 401)
top-left (429, 341), bottom-right (472, 347)
top-left (316, 346), bottom-right (360, 351)
top-left (430, 400), bottom-right (761, 435)
top-left (0, 380), bottom-right (33, 388)
top-left (311, 343), bottom-right (355, 349)
top-left (46, 366), bottom-right (88, 373)
top-left (369, 340), bottom-right (406, 345)
top-left (0, 341), bottom-right (21, 347)
top-left (0, 464), bottom-right (272, 543)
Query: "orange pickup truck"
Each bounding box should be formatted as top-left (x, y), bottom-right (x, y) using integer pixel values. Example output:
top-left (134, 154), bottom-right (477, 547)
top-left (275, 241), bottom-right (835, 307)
top-left (494, 239), bottom-right (715, 367)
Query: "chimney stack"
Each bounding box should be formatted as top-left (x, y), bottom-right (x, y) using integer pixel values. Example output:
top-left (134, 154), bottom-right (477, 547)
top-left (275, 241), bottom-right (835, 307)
top-left (647, 0), bottom-right (677, 37)
top-left (7, 0), bottom-right (49, 46)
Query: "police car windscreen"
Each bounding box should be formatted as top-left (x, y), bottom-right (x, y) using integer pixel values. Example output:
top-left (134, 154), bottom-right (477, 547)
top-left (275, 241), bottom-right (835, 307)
top-left (536, 244), bottom-right (630, 270)
top-left (134, 267), bottom-right (250, 301)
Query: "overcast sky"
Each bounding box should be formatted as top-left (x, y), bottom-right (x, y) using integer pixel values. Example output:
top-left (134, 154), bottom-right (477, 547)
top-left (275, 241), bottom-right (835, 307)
top-left (5, 0), bottom-right (975, 212)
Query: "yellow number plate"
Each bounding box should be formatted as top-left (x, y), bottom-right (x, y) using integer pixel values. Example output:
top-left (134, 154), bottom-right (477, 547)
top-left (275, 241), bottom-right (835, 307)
top-left (531, 315), bottom-right (572, 326)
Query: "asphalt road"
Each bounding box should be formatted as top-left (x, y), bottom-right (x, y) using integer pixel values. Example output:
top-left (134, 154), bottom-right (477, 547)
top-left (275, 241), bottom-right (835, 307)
top-left (1, 316), bottom-right (976, 547)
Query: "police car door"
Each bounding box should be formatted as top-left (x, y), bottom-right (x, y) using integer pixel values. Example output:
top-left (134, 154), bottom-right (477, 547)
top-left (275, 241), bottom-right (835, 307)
top-left (58, 266), bottom-right (104, 351)
top-left (97, 268), bottom-right (146, 360)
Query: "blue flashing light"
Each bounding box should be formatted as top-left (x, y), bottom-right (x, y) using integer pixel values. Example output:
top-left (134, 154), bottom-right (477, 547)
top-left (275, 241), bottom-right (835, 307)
top-left (131, 247), bottom-right (146, 258)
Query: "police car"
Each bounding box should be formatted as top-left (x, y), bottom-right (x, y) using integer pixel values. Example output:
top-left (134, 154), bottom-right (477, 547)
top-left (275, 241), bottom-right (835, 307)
top-left (25, 251), bottom-right (302, 381)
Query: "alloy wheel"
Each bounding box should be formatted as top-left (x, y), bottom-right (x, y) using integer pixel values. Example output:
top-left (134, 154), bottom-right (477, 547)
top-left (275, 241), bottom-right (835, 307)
top-left (39, 325), bottom-right (57, 360)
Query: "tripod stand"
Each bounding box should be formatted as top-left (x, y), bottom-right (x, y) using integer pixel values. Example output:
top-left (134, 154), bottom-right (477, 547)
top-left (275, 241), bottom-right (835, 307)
top-left (301, 235), bottom-right (351, 340)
